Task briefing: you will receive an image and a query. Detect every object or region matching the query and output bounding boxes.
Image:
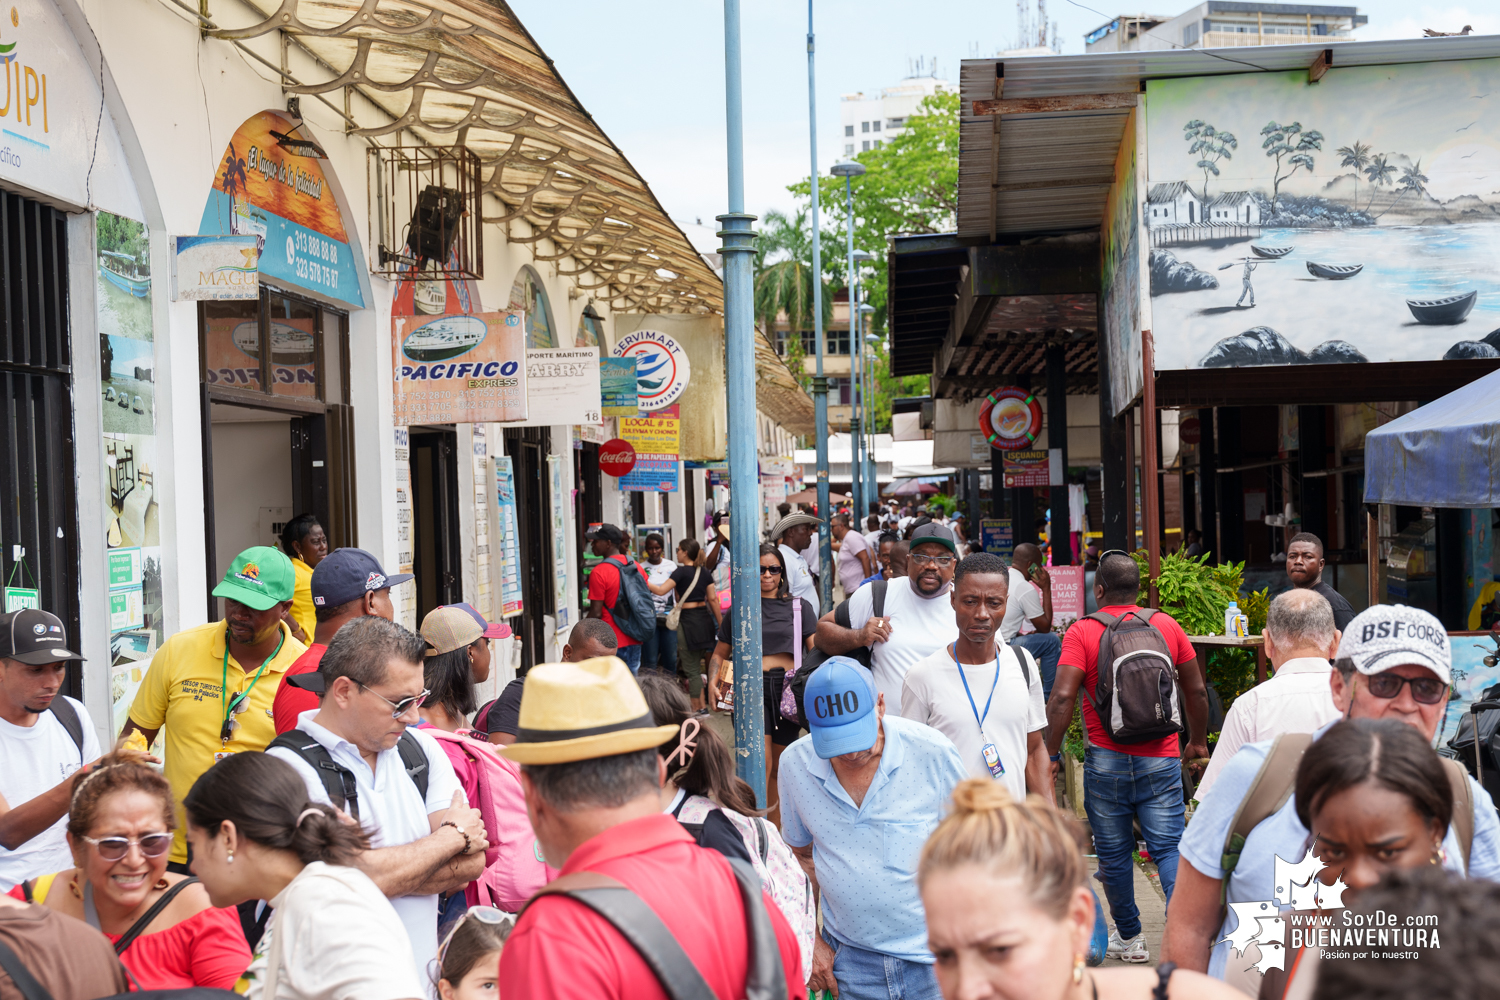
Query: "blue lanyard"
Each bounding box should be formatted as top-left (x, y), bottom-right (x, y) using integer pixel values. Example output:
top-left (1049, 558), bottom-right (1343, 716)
top-left (949, 643), bottom-right (1001, 732)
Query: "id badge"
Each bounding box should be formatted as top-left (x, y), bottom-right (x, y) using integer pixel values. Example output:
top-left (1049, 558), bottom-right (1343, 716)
top-left (981, 742), bottom-right (1004, 778)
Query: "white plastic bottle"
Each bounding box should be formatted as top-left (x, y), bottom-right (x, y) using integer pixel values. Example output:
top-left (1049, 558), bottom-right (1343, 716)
top-left (1225, 601), bottom-right (1247, 638)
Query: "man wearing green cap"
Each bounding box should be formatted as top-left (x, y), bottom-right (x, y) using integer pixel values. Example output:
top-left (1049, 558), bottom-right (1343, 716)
top-left (122, 546), bottom-right (307, 869)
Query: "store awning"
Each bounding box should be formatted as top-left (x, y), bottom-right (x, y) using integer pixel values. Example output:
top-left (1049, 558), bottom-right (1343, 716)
top-left (209, 0), bottom-right (720, 316)
top-left (754, 331), bottom-right (816, 437)
top-left (1364, 367), bottom-right (1500, 509)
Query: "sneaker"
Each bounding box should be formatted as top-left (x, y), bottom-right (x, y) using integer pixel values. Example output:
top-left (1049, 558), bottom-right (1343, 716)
top-left (1106, 929), bottom-right (1149, 964)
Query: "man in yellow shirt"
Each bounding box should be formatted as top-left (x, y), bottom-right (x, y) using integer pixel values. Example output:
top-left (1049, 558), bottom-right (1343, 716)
top-left (123, 546), bottom-right (307, 868)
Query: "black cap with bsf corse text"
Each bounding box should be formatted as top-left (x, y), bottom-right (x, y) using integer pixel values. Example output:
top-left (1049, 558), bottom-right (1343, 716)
top-left (0, 609), bottom-right (84, 665)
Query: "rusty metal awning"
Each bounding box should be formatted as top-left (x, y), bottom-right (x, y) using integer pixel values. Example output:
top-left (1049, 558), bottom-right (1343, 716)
top-left (755, 330), bottom-right (815, 437)
top-left (207, 0), bottom-right (720, 315)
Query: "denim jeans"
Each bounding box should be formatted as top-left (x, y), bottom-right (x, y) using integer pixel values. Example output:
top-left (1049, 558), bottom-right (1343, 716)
top-left (825, 932), bottom-right (941, 1000)
top-left (1011, 631), bottom-right (1062, 700)
top-left (639, 618), bottom-right (678, 677)
top-left (616, 643), bottom-right (642, 674)
top-left (1083, 746), bottom-right (1184, 940)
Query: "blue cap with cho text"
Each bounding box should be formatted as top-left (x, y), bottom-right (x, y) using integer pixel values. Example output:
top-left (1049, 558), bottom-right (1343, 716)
top-left (804, 657), bottom-right (879, 759)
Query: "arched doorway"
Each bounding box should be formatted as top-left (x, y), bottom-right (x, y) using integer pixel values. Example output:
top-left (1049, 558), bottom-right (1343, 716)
top-left (508, 265), bottom-right (556, 349)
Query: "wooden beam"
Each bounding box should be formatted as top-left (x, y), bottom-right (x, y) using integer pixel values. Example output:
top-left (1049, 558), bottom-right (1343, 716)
top-left (991, 177), bottom-right (1115, 193)
top-left (969, 244), bottom-right (1100, 297)
top-left (972, 93), bottom-right (1138, 116)
top-left (1308, 48), bottom-right (1332, 83)
top-left (989, 67), bottom-right (1004, 244)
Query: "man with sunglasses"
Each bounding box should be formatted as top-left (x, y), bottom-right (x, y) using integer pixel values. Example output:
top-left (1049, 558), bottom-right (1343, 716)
top-left (269, 615), bottom-right (486, 985)
top-left (1162, 603), bottom-right (1500, 979)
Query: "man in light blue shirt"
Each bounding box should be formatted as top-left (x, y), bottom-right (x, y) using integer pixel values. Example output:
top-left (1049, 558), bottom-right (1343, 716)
top-left (1160, 603), bottom-right (1500, 984)
top-left (780, 657), bottom-right (967, 1000)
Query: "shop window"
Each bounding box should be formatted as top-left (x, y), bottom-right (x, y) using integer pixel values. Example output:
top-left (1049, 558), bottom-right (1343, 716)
top-left (509, 265), bottom-right (557, 349)
top-left (199, 288), bottom-right (347, 403)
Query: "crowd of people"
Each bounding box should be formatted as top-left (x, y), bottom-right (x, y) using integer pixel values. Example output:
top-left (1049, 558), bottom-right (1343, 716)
top-left (0, 504), bottom-right (1494, 1000)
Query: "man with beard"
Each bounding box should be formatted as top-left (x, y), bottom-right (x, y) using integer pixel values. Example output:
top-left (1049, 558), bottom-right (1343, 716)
top-left (1284, 531), bottom-right (1356, 632)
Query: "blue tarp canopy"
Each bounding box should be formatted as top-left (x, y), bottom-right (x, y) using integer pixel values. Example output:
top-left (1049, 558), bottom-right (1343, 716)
top-left (1364, 367), bottom-right (1500, 509)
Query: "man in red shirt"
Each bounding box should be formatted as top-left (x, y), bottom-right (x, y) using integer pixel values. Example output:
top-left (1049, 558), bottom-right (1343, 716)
top-left (500, 655), bottom-right (806, 1000)
top-left (1043, 550), bottom-right (1208, 965)
top-left (585, 524), bottom-right (648, 673)
top-left (270, 548), bottom-right (409, 733)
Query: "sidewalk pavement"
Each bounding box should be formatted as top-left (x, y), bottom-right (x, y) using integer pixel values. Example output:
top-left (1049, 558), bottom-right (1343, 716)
top-left (1090, 855), bottom-right (1169, 967)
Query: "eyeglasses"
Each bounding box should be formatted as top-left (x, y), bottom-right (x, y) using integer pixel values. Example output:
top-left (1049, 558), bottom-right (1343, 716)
top-left (759, 565), bottom-right (783, 575)
top-left (81, 832), bottom-right (173, 862)
top-left (438, 905), bottom-right (512, 970)
top-left (1361, 672), bottom-right (1448, 705)
top-left (359, 682), bottom-right (430, 719)
top-left (909, 554), bottom-right (956, 568)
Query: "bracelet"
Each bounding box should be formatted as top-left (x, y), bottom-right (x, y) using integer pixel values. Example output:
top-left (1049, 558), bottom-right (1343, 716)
top-left (440, 819), bottom-right (472, 856)
top-left (1049, 754), bottom-right (1061, 762)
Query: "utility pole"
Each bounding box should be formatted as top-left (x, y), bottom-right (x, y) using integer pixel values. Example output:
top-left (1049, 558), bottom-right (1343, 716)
top-left (807, 0), bottom-right (832, 611)
top-left (832, 160), bottom-right (867, 540)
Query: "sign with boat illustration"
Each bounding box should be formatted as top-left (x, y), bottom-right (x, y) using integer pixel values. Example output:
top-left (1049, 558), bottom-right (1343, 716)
top-left (1144, 59), bottom-right (1500, 371)
top-left (202, 316), bottom-right (317, 394)
top-left (612, 328), bottom-right (691, 411)
top-left (392, 310), bottom-right (527, 424)
top-left (170, 235), bottom-right (259, 301)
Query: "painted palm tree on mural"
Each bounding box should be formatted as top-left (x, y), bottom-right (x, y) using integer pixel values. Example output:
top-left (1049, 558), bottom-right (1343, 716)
top-left (1261, 121), bottom-right (1324, 214)
top-left (1336, 141), bottom-right (1372, 208)
top-left (1184, 120), bottom-right (1238, 201)
top-left (221, 143), bottom-right (249, 199)
top-left (1363, 154), bottom-right (1397, 212)
top-left (1378, 159), bottom-right (1431, 218)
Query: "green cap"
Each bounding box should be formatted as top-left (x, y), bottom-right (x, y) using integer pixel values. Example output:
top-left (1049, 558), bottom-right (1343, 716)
top-left (212, 546), bottom-right (296, 610)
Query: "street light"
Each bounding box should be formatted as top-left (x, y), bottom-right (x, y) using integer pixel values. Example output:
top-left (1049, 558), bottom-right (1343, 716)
top-left (858, 305), bottom-right (877, 502)
top-left (831, 161), bottom-right (865, 524)
top-left (807, 1), bottom-right (833, 612)
top-left (849, 251), bottom-right (874, 520)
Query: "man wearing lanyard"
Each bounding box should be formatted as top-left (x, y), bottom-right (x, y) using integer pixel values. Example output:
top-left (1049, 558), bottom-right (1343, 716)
top-left (123, 547), bottom-right (306, 871)
top-left (901, 552), bottom-right (1052, 801)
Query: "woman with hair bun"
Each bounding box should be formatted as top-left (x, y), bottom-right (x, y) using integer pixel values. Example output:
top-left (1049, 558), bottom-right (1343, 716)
top-left (9, 758), bottom-right (249, 989)
top-left (920, 778), bottom-right (1240, 1000)
top-left (183, 751), bottom-right (423, 1000)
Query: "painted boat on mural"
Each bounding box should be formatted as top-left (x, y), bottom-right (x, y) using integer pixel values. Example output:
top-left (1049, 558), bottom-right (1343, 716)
top-left (1250, 245), bottom-right (1294, 259)
top-left (1306, 262), bottom-right (1364, 279)
top-left (1406, 289), bottom-right (1477, 325)
top-left (100, 251), bottom-right (151, 298)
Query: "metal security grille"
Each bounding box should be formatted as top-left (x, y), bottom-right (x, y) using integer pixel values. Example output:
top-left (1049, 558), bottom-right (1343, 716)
top-left (0, 191), bottom-right (80, 691)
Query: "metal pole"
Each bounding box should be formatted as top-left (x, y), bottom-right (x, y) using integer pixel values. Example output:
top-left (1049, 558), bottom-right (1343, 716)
top-left (718, 0), bottom-right (766, 805)
top-left (807, 0), bottom-right (832, 612)
top-left (845, 174), bottom-right (860, 529)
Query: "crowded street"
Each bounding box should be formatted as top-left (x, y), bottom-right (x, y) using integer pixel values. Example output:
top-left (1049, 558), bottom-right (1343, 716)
top-left (2, 0), bottom-right (1500, 998)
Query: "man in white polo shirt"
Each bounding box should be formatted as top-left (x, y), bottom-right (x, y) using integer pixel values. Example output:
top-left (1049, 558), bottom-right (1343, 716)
top-left (269, 615), bottom-right (487, 983)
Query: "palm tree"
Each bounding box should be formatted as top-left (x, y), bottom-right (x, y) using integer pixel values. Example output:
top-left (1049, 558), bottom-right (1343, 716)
top-left (1336, 141), bottom-right (1371, 207)
top-left (754, 208), bottom-right (832, 355)
top-left (1378, 159), bottom-right (1431, 218)
top-left (1363, 154), bottom-right (1396, 212)
top-left (220, 143), bottom-right (248, 199)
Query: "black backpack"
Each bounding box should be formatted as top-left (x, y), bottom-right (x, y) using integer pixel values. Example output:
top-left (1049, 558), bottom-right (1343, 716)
top-left (266, 729), bottom-right (431, 822)
top-left (605, 556), bottom-right (658, 643)
top-left (789, 580), bottom-right (886, 728)
top-left (47, 697), bottom-right (84, 763)
top-left (1083, 609), bottom-right (1183, 744)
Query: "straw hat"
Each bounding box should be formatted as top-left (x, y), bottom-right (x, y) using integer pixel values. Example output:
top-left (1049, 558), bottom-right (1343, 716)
top-left (498, 656), bottom-right (679, 765)
top-left (770, 511), bottom-right (822, 541)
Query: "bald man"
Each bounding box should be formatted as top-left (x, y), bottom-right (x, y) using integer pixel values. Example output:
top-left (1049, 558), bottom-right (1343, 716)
top-left (1003, 543), bottom-right (1061, 699)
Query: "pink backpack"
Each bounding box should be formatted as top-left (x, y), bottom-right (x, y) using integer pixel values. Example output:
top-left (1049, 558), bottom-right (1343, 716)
top-left (428, 730), bottom-right (557, 911)
top-left (675, 794), bottom-right (815, 981)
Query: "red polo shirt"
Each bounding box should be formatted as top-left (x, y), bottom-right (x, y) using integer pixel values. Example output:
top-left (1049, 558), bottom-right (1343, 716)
top-left (271, 643), bottom-right (326, 734)
top-left (498, 813), bottom-right (806, 1000)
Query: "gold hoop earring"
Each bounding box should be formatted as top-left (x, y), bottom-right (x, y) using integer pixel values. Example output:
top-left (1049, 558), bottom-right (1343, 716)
top-left (1073, 953), bottom-right (1085, 985)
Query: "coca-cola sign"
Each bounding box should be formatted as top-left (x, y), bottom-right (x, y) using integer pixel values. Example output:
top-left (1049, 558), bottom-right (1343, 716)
top-left (599, 438), bottom-right (637, 477)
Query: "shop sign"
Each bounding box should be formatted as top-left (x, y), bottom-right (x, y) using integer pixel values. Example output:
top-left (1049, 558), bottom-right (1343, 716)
top-left (2, 588), bottom-right (39, 612)
top-left (979, 386), bottom-right (1043, 451)
top-left (599, 438), bottom-right (637, 477)
top-left (619, 407), bottom-right (680, 493)
top-left (612, 329), bottom-right (690, 411)
top-left (393, 311), bottom-right (527, 425)
top-left (979, 519), bottom-right (1014, 559)
top-left (169, 235), bottom-right (259, 301)
top-left (493, 456), bottom-right (523, 617)
top-left (599, 357), bottom-right (639, 416)
top-left (548, 455), bottom-right (571, 629)
top-left (1049, 565), bottom-right (1086, 629)
top-left (1002, 450), bottom-right (1055, 488)
top-left (199, 111), bottom-right (364, 308)
top-left (505, 347), bottom-right (601, 427)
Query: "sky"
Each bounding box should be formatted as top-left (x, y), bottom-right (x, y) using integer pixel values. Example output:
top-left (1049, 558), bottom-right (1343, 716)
top-left (508, 0), bottom-right (1500, 250)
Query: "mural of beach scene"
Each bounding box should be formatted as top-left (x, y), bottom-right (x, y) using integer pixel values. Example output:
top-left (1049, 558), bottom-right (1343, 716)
top-left (1144, 59), bottom-right (1500, 371)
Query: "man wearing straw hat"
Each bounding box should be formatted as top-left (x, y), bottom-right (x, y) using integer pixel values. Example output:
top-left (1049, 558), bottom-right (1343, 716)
top-left (498, 656), bottom-right (807, 999)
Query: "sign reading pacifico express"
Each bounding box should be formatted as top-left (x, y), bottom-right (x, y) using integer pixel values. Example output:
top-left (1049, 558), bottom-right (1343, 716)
top-left (392, 311), bottom-right (528, 425)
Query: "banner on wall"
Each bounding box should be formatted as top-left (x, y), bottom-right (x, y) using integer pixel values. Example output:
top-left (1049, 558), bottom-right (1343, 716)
top-left (548, 454), bottom-right (571, 629)
top-left (1049, 565), bottom-right (1087, 629)
top-left (493, 456), bottom-right (523, 617)
top-left (393, 427), bottom-right (416, 630)
top-left (979, 519), bottom-right (1014, 559)
top-left (619, 406), bottom-right (680, 493)
top-left (170, 235), bottom-right (260, 301)
top-left (504, 347), bottom-right (602, 427)
top-left (612, 329), bottom-right (691, 411)
top-left (599, 357), bottom-right (639, 416)
top-left (393, 311), bottom-right (528, 425)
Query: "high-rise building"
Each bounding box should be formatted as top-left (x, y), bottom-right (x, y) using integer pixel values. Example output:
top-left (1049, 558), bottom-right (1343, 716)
top-left (1084, 2), bottom-right (1365, 52)
top-left (837, 64), bottom-right (951, 160)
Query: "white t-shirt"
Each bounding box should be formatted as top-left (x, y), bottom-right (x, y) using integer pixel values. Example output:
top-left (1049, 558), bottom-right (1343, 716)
top-left (902, 643), bottom-right (1045, 798)
top-left (800, 539), bottom-right (820, 576)
top-left (269, 713), bottom-right (461, 986)
top-left (862, 529), bottom-right (884, 550)
top-left (846, 577), bottom-right (959, 716)
top-left (644, 557), bottom-right (678, 616)
top-left (0, 698), bottom-right (101, 890)
top-left (779, 544), bottom-right (820, 616)
top-left (243, 860), bottom-right (422, 1000)
top-left (999, 567), bottom-right (1044, 641)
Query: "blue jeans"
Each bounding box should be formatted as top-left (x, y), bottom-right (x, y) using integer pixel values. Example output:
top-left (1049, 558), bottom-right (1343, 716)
top-left (825, 932), bottom-right (941, 1000)
top-left (1083, 747), bottom-right (1184, 940)
top-left (616, 644), bottom-right (642, 674)
top-left (639, 619), bottom-right (678, 676)
top-left (1012, 631), bottom-right (1061, 700)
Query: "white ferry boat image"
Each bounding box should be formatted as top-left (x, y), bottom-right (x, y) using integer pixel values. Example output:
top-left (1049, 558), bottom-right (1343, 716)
top-left (413, 278), bottom-right (446, 315)
top-left (231, 320), bottom-right (318, 365)
top-left (402, 315), bottom-right (486, 362)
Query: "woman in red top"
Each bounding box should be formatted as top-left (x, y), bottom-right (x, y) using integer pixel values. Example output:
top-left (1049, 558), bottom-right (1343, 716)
top-left (10, 759), bottom-right (250, 989)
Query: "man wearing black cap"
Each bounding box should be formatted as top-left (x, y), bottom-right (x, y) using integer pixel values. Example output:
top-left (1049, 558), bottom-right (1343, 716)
top-left (585, 524), bottom-right (649, 673)
top-left (0, 610), bottom-right (101, 889)
top-left (271, 548), bottom-right (410, 734)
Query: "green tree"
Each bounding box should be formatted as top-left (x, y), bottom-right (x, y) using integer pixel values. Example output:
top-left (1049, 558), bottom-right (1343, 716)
top-left (1184, 120), bottom-right (1238, 201)
top-left (1260, 121), bottom-right (1323, 214)
top-left (754, 207), bottom-right (835, 390)
top-left (1336, 140), bottom-right (1371, 207)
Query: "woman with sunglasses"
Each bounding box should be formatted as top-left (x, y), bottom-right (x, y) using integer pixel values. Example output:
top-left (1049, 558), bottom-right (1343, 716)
top-left (9, 759), bottom-right (250, 990)
top-left (184, 751), bottom-right (424, 1000)
top-left (706, 542), bottom-right (816, 822)
top-left (645, 538), bottom-right (721, 711)
top-left (435, 907), bottom-right (510, 1000)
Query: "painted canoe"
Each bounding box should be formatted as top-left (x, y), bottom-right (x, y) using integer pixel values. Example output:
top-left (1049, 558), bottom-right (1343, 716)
top-left (101, 263), bottom-right (151, 298)
top-left (1306, 262), bottom-right (1363, 279)
top-left (1250, 245), bottom-right (1293, 259)
top-left (1406, 289), bottom-right (1477, 325)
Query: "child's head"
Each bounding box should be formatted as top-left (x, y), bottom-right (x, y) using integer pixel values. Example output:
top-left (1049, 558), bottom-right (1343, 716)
top-left (436, 907), bottom-right (511, 1000)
